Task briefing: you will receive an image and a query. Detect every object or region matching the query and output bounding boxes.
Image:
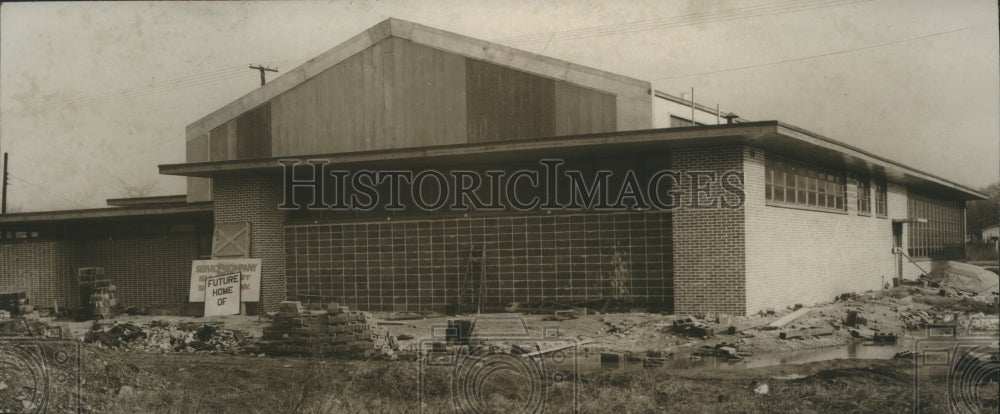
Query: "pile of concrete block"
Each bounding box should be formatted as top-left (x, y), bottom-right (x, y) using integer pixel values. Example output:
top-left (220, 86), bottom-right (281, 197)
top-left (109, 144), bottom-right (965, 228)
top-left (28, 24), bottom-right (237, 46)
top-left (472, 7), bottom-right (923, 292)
top-left (260, 301), bottom-right (397, 358)
top-left (672, 316), bottom-right (714, 338)
top-left (89, 280), bottom-right (119, 319)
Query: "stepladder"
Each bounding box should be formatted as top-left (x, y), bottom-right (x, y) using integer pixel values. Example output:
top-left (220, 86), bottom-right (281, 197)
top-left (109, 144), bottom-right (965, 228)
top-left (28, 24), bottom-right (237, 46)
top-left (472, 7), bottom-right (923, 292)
top-left (457, 245), bottom-right (486, 314)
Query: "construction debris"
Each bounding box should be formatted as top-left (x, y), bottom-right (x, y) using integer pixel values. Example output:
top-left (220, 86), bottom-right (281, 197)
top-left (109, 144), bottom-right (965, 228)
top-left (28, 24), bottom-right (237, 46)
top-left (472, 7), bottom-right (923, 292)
top-left (673, 317), bottom-right (715, 338)
top-left (766, 307), bottom-right (811, 329)
top-left (78, 268), bottom-right (120, 320)
top-left (692, 342), bottom-right (751, 361)
top-left (0, 291), bottom-right (31, 317)
top-left (872, 332), bottom-right (897, 345)
top-left (84, 320), bottom-right (250, 353)
top-left (259, 301), bottom-right (398, 359)
top-left (844, 310), bottom-right (868, 327)
top-left (88, 280), bottom-right (119, 320)
top-left (779, 327), bottom-right (835, 340)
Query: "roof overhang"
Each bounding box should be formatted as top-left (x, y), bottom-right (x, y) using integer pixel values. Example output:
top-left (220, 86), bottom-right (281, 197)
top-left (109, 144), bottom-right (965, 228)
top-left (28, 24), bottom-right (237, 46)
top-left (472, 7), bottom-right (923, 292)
top-left (159, 121), bottom-right (986, 201)
top-left (0, 202), bottom-right (213, 227)
top-left (105, 194), bottom-right (188, 207)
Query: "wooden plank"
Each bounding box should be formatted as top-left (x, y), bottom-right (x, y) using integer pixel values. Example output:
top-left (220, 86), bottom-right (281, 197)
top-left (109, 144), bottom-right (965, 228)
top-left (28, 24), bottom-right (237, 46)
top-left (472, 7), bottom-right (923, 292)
top-left (779, 326), bottom-right (834, 339)
top-left (767, 307), bottom-right (811, 329)
top-left (521, 339), bottom-right (593, 358)
top-left (411, 42), bottom-right (433, 147)
top-left (392, 37), bottom-right (406, 150)
top-left (381, 38), bottom-right (395, 151)
top-left (208, 124), bottom-right (228, 161)
top-left (347, 48), bottom-right (365, 150)
top-left (554, 82), bottom-right (578, 135)
top-left (464, 58), bottom-right (555, 143)
top-left (369, 41), bottom-right (384, 149)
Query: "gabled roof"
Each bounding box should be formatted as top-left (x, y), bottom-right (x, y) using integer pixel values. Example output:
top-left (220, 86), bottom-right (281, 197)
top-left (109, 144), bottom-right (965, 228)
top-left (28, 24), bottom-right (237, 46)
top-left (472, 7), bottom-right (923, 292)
top-left (186, 18), bottom-right (651, 141)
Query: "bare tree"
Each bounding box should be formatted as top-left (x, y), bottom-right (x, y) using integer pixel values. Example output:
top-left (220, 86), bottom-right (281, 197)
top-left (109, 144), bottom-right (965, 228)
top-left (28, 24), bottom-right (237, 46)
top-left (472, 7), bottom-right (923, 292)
top-left (967, 181), bottom-right (1000, 234)
top-left (118, 179), bottom-right (156, 198)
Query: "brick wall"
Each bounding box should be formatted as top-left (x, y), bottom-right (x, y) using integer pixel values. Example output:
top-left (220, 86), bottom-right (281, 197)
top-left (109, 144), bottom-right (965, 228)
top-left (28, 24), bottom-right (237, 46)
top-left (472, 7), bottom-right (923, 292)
top-left (74, 235), bottom-right (199, 307)
top-left (669, 145), bottom-right (746, 315)
top-left (0, 240), bottom-right (75, 309)
top-left (745, 148), bottom-right (909, 314)
top-left (0, 234), bottom-right (200, 309)
top-left (286, 211), bottom-right (673, 312)
top-left (213, 175), bottom-right (287, 313)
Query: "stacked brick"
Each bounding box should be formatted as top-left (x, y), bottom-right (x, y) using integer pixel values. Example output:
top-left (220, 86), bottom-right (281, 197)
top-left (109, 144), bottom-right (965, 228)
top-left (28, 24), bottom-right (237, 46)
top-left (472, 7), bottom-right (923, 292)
top-left (260, 301), bottom-right (397, 358)
top-left (87, 281), bottom-right (119, 319)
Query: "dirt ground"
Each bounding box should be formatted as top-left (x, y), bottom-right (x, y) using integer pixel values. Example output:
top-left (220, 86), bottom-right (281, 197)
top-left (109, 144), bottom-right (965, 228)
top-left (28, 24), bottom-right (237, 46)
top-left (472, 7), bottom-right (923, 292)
top-left (42, 284), bottom-right (996, 357)
top-left (20, 348), bottom-right (999, 413)
top-left (3, 275), bottom-right (997, 413)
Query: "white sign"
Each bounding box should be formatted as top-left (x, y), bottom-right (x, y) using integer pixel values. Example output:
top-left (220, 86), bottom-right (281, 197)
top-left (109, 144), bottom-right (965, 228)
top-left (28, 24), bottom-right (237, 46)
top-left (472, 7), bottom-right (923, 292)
top-left (204, 273), bottom-right (241, 316)
top-left (189, 259), bottom-right (261, 302)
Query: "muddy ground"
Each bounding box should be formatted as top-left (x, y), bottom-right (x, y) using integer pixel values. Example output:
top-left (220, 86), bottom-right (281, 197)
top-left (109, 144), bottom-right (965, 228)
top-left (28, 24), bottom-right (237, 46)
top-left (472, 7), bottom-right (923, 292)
top-left (16, 349), bottom-right (999, 413)
top-left (3, 283), bottom-right (997, 413)
top-left (50, 285), bottom-right (998, 357)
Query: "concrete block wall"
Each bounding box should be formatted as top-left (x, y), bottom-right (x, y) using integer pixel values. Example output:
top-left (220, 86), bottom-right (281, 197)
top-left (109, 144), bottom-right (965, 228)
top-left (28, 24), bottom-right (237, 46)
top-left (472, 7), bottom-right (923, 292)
top-left (0, 241), bottom-right (75, 309)
top-left (75, 235), bottom-right (199, 308)
top-left (0, 235), bottom-right (200, 309)
top-left (286, 211), bottom-right (673, 312)
top-left (670, 145), bottom-right (746, 315)
top-left (744, 148), bottom-right (904, 314)
top-left (213, 175), bottom-right (287, 313)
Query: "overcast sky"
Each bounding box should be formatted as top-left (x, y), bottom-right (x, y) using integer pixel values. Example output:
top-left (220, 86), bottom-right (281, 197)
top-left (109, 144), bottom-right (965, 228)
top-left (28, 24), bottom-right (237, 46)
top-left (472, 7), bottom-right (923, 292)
top-left (1, 0), bottom-right (997, 212)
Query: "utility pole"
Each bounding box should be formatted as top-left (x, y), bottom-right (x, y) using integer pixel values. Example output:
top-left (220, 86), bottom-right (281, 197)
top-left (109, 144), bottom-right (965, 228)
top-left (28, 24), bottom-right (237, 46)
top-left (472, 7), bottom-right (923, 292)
top-left (2, 152), bottom-right (8, 214)
top-left (248, 65), bottom-right (278, 86)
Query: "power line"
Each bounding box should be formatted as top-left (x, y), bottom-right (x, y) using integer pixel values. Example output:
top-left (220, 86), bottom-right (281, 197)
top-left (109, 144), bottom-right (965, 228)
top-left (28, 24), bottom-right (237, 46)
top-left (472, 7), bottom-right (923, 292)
top-left (652, 23), bottom-right (991, 81)
top-left (1, 58), bottom-right (307, 118)
top-left (249, 64), bottom-right (279, 86)
top-left (7, 174), bottom-right (88, 208)
top-left (495, 0), bottom-right (869, 46)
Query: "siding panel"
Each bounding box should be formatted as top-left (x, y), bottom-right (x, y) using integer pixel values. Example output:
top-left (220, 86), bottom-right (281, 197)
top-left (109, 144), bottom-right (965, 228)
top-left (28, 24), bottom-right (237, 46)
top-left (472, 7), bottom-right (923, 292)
top-left (269, 38), bottom-right (467, 156)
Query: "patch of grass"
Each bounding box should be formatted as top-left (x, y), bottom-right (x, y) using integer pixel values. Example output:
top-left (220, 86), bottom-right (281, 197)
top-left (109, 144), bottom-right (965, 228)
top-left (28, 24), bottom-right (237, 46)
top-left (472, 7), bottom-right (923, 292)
top-left (83, 351), bottom-right (986, 413)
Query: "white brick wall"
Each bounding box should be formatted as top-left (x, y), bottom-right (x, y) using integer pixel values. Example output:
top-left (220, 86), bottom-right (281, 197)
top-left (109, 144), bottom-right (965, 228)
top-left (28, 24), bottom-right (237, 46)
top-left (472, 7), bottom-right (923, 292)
top-left (745, 147), bottom-right (904, 314)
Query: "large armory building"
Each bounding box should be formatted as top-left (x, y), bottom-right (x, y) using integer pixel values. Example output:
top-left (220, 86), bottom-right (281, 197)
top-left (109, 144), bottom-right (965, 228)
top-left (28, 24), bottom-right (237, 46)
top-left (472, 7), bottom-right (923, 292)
top-left (0, 19), bottom-right (984, 316)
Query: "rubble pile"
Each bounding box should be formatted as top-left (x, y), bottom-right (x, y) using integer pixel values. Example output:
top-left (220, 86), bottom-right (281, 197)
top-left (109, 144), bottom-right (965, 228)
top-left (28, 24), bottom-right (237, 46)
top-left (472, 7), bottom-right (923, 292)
top-left (259, 301), bottom-right (398, 359)
top-left (84, 320), bottom-right (251, 353)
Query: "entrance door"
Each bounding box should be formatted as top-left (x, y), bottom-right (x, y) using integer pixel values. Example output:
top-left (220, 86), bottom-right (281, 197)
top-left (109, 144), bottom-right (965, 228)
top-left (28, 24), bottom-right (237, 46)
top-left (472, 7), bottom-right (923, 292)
top-left (892, 221), bottom-right (903, 282)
